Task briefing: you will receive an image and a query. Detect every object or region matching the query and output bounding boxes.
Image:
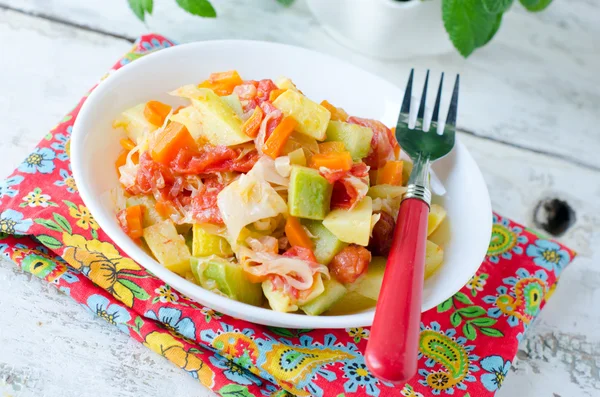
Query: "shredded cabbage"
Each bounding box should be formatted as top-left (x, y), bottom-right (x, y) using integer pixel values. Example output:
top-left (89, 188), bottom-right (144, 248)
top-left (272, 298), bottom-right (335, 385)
top-left (217, 171), bottom-right (288, 245)
top-left (250, 157), bottom-right (289, 187)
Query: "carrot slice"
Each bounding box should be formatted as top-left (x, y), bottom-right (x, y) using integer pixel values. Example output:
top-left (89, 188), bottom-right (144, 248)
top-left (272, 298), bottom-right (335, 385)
top-left (318, 141), bottom-right (346, 154)
top-left (155, 201), bottom-right (174, 218)
top-left (144, 100), bottom-right (172, 126)
top-left (309, 151), bottom-right (353, 172)
top-left (115, 150), bottom-right (128, 177)
top-left (269, 89), bottom-right (286, 102)
top-left (320, 100), bottom-right (349, 122)
top-left (262, 116), bottom-right (297, 159)
top-left (119, 138), bottom-right (136, 151)
top-left (285, 216), bottom-right (313, 250)
top-left (118, 205), bottom-right (145, 239)
top-left (242, 106), bottom-right (264, 138)
top-left (199, 70), bottom-right (243, 96)
top-left (173, 105), bottom-right (185, 115)
top-left (151, 121), bottom-right (197, 165)
top-left (377, 160), bottom-right (404, 186)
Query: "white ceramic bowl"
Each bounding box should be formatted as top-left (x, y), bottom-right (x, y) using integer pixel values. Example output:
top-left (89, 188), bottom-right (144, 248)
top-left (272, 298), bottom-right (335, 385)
top-left (306, 0), bottom-right (453, 60)
top-left (71, 41), bottom-right (491, 329)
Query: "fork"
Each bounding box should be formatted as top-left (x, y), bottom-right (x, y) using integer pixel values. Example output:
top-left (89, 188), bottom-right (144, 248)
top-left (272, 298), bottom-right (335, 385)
top-left (364, 69), bottom-right (459, 383)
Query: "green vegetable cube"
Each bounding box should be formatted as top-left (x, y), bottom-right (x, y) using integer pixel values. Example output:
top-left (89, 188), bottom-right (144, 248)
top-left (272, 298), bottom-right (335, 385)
top-left (192, 224), bottom-right (233, 257)
top-left (191, 256), bottom-right (263, 306)
top-left (302, 219), bottom-right (347, 265)
top-left (143, 220), bottom-right (191, 276)
top-left (288, 166), bottom-right (332, 220)
top-left (300, 278), bottom-right (347, 316)
top-left (325, 121), bottom-right (373, 161)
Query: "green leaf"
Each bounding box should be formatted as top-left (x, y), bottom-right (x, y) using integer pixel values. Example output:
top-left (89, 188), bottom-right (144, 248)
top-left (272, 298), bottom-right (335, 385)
top-left (457, 306), bottom-right (487, 318)
top-left (437, 298), bottom-right (453, 312)
top-left (463, 322), bottom-right (477, 340)
top-left (482, 0), bottom-right (513, 13)
top-left (119, 279), bottom-right (150, 300)
top-left (53, 213), bottom-right (72, 234)
top-left (450, 311), bottom-right (462, 327)
top-left (276, 0), bottom-right (295, 6)
top-left (128, 0), bottom-right (154, 21)
top-left (189, 348), bottom-right (204, 354)
top-left (480, 327), bottom-right (505, 337)
top-left (454, 292), bottom-right (474, 305)
top-left (469, 317), bottom-right (497, 327)
top-left (36, 234), bottom-right (62, 249)
top-left (35, 218), bottom-right (62, 232)
top-left (442, 0), bottom-right (504, 57)
top-left (218, 384), bottom-right (253, 397)
top-left (519, 0), bottom-right (552, 12)
top-left (91, 229), bottom-right (98, 239)
top-left (267, 326), bottom-right (295, 338)
top-left (62, 200), bottom-right (78, 210)
top-left (134, 316), bottom-right (144, 330)
top-left (176, 0), bottom-right (217, 18)
top-left (483, 12), bottom-right (504, 46)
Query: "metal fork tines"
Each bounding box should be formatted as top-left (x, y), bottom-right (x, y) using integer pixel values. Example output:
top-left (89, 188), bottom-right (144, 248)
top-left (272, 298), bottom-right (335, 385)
top-left (396, 69), bottom-right (459, 204)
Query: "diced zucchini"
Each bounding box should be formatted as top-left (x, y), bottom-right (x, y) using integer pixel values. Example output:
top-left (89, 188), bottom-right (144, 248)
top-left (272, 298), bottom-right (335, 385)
top-left (221, 93), bottom-right (244, 119)
top-left (273, 90), bottom-right (331, 141)
top-left (323, 196), bottom-right (373, 246)
top-left (302, 219), bottom-right (347, 265)
top-left (325, 121), bottom-right (373, 161)
top-left (192, 224), bottom-right (233, 257)
top-left (143, 220), bottom-right (191, 276)
top-left (191, 256), bottom-right (263, 306)
top-left (300, 278), bottom-right (347, 316)
top-left (326, 291), bottom-right (377, 315)
top-left (350, 256), bottom-right (386, 301)
top-left (126, 195), bottom-right (164, 227)
top-left (288, 166), bottom-right (332, 220)
top-left (112, 103), bottom-right (158, 144)
top-left (428, 204), bottom-right (447, 237)
top-left (170, 85), bottom-right (252, 146)
top-left (425, 240), bottom-right (444, 279)
top-left (262, 279), bottom-right (298, 313)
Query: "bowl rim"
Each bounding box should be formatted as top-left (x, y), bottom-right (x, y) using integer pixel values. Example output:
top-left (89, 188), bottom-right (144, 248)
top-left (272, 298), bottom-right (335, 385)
top-left (71, 39), bottom-right (492, 329)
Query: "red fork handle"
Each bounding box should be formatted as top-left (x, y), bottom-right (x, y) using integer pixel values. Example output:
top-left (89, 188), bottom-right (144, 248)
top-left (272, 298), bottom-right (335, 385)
top-left (365, 197), bottom-right (429, 383)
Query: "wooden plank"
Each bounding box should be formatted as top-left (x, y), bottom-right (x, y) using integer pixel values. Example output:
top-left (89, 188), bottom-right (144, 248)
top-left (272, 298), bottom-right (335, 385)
top-left (0, 8), bottom-right (215, 397)
top-left (2, 0), bottom-right (600, 170)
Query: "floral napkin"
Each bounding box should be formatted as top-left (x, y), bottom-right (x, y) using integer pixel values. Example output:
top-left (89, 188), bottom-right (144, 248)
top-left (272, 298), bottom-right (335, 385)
top-left (0, 34), bottom-right (576, 397)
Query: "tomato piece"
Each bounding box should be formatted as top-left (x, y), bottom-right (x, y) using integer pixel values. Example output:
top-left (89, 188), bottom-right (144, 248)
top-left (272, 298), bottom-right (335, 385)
top-left (283, 246), bottom-right (318, 263)
top-left (191, 179), bottom-right (224, 224)
top-left (256, 79), bottom-right (278, 104)
top-left (134, 152), bottom-right (175, 194)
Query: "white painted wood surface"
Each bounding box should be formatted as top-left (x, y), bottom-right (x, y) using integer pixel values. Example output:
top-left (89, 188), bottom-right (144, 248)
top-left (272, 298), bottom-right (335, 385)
top-left (0, 1), bottom-right (598, 396)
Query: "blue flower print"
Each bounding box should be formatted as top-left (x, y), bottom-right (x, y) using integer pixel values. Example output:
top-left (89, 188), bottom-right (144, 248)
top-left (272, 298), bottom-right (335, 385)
top-left (342, 361), bottom-right (385, 397)
top-left (209, 354), bottom-right (262, 386)
top-left (0, 209), bottom-right (33, 234)
top-left (526, 239), bottom-right (570, 275)
top-left (54, 168), bottom-right (78, 193)
top-left (18, 147), bottom-right (56, 174)
top-left (84, 294), bottom-right (131, 334)
top-left (0, 175), bottom-right (24, 202)
top-left (480, 355), bottom-right (511, 392)
top-left (51, 131), bottom-right (70, 161)
top-left (145, 307), bottom-right (196, 340)
top-left (141, 37), bottom-right (174, 53)
top-left (0, 242), bottom-right (9, 259)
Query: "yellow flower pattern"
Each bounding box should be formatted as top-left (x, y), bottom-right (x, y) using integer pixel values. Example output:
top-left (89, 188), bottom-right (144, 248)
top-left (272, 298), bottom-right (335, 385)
top-left (68, 204), bottom-right (98, 230)
top-left (144, 331), bottom-right (215, 388)
top-left (62, 233), bottom-right (141, 307)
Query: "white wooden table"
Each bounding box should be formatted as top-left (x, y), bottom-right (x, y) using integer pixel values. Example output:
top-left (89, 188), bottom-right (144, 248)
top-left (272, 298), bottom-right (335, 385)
top-left (0, 1), bottom-right (599, 396)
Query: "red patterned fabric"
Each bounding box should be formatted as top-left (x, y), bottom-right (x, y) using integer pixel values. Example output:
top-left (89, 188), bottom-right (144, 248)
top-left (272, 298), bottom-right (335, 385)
top-left (0, 35), bottom-right (576, 397)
